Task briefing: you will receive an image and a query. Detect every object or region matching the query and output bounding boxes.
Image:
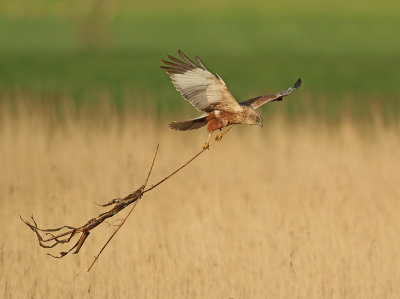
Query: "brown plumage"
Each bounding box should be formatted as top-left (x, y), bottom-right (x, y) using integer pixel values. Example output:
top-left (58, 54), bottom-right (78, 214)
top-left (161, 50), bottom-right (301, 149)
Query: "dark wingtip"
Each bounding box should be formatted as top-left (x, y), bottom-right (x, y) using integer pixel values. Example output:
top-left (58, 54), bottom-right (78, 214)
top-left (168, 121), bottom-right (178, 130)
top-left (160, 60), bottom-right (166, 69)
top-left (294, 78), bottom-right (302, 89)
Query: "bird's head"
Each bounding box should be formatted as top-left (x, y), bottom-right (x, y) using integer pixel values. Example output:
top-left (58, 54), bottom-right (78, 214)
top-left (245, 107), bottom-right (263, 128)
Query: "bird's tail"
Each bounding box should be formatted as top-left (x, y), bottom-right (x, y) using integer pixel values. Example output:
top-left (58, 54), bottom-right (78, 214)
top-left (169, 115), bottom-right (208, 131)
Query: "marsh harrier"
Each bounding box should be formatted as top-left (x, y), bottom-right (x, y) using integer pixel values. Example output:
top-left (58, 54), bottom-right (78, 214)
top-left (161, 50), bottom-right (301, 149)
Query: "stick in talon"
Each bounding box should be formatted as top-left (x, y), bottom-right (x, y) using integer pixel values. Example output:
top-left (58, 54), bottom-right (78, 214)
top-left (215, 134), bottom-right (223, 141)
top-left (203, 132), bottom-right (211, 150)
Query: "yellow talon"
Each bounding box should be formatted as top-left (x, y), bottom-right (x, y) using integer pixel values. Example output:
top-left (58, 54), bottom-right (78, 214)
top-left (203, 143), bottom-right (210, 150)
top-left (215, 134), bottom-right (223, 141)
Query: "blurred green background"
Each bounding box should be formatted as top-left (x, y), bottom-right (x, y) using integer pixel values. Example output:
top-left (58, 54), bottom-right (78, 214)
top-left (1, 0), bottom-right (399, 118)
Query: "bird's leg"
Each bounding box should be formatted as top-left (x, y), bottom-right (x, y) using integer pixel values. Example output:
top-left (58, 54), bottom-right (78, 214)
top-left (215, 125), bottom-right (234, 141)
top-left (215, 129), bottom-right (223, 141)
top-left (203, 132), bottom-right (212, 150)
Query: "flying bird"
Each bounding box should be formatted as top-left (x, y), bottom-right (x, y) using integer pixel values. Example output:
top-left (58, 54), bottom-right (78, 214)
top-left (161, 50), bottom-right (301, 149)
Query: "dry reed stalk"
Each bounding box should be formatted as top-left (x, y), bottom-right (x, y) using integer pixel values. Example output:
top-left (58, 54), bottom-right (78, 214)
top-left (21, 125), bottom-right (235, 271)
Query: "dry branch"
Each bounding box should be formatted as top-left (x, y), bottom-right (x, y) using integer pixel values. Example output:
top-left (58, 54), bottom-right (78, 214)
top-left (21, 125), bottom-right (235, 271)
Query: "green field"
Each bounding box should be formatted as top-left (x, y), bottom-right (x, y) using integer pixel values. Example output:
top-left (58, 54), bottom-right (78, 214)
top-left (0, 0), bottom-right (399, 117)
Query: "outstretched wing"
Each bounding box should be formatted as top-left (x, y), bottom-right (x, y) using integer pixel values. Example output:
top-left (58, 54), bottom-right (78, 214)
top-left (240, 78), bottom-right (301, 109)
top-left (161, 50), bottom-right (241, 113)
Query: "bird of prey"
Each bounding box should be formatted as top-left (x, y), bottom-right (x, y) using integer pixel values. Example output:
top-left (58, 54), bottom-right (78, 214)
top-left (161, 50), bottom-right (301, 149)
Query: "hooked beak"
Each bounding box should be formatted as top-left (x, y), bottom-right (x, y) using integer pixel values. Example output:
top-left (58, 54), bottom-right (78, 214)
top-left (259, 122), bottom-right (263, 128)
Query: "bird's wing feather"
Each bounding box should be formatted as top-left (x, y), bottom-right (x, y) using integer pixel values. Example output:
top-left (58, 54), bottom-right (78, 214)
top-left (240, 78), bottom-right (301, 109)
top-left (161, 50), bottom-right (241, 113)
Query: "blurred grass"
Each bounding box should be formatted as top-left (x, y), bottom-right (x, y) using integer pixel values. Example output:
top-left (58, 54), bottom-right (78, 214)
top-left (0, 0), bottom-right (399, 117)
top-left (2, 100), bottom-right (400, 297)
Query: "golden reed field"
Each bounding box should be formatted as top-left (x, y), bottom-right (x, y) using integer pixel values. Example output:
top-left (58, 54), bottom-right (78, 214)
top-left (1, 101), bottom-right (400, 298)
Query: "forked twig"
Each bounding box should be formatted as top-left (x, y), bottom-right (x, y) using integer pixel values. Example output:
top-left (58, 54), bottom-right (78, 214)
top-left (21, 125), bottom-right (235, 271)
top-left (20, 144), bottom-right (159, 262)
top-left (87, 142), bottom-right (159, 271)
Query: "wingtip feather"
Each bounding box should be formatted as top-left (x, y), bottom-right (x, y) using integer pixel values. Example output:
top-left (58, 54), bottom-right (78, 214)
top-left (294, 78), bottom-right (302, 89)
top-left (195, 54), bottom-right (209, 71)
top-left (177, 50), bottom-right (197, 67)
